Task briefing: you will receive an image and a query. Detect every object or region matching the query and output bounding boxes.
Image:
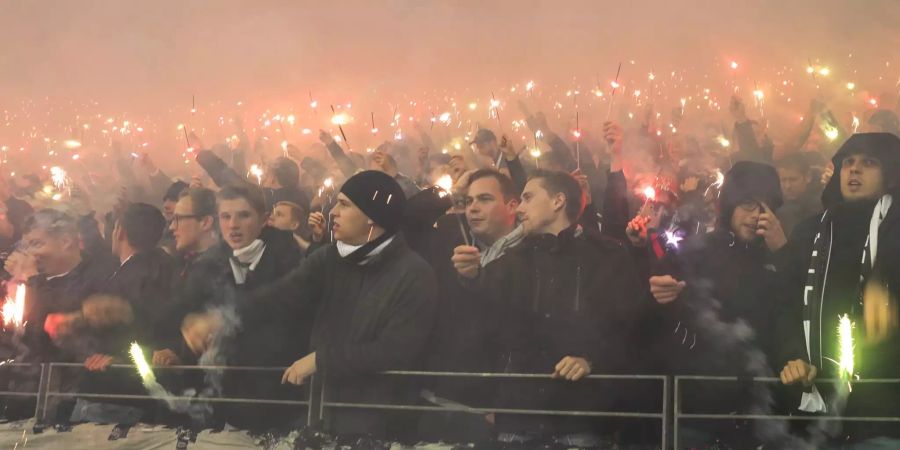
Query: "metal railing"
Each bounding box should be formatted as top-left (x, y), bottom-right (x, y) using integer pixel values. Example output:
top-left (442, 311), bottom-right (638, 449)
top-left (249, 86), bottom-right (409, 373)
top-left (674, 375), bottom-right (900, 449)
top-left (3, 364), bottom-right (898, 448)
top-left (1, 363), bottom-right (669, 448)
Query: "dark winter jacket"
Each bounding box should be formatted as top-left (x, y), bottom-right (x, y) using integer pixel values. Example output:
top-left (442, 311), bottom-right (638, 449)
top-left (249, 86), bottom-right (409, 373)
top-left (775, 133), bottom-right (900, 441)
top-left (241, 234), bottom-right (437, 438)
top-left (472, 225), bottom-right (643, 435)
top-left (163, 226), bottom-right (306, 430)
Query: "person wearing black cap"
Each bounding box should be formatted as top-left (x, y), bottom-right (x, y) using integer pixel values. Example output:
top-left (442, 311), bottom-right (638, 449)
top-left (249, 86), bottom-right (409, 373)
top-left (778, 133), bottom-right (900, 447)
top-left (648, 161), bottom-right (791, 448)
top-left (183, 170), bottom-right (437, 440)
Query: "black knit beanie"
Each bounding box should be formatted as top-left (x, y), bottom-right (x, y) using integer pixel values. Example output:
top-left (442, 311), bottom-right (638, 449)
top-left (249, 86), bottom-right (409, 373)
top-left (717, 161), bottom-right (783, 228)
top-left (340, 170), bottom-right (407, 233)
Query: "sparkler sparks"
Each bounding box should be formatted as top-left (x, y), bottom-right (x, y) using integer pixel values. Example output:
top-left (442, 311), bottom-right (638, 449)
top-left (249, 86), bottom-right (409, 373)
top-left (249, 164), bottom-right (263, 185)
top-left (716, 135), bottom-right (731, 148)
top-left (824, 125), bottom-right (840, 141)
top-left (837, 314), bottom-right (855, 391)
top-left (642, 186), bottom-right (656, 201)
top-left (50, 166), bottom-right (69, 192)
top-left (2, 284), bottom-right (26, 329)
top-left (435, 174), bottom-right (453, 198)
top-left (129, 342), bottom-right (156, 384)
top-left (63, 140), bottom-right (82, 149)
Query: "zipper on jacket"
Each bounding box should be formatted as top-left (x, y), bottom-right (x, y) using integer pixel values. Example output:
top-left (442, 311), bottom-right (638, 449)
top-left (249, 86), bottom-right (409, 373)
top-left (574, 265), bottom-right (582, 311)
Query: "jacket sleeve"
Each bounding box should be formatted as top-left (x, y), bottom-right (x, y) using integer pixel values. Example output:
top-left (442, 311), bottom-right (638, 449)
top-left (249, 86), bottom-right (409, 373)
top-left (505, 156), bottom-right (528, 195)
top-left (237, 245), bottom-right (329, 324)
top-left (196, 150), bottom-right (244, 187)
top-left (325, 141), bottom-right (360, 178)
top-left (600, 170), bottom-right (630, 243)
top-left (546, 134), bottom-right (577, 172)
top-left (315, 266), bottom-right (437, 377)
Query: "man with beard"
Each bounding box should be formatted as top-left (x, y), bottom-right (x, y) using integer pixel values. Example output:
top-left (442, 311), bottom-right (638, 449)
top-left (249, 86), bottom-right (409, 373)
top-left (649, 161), bottom-right (790, 448)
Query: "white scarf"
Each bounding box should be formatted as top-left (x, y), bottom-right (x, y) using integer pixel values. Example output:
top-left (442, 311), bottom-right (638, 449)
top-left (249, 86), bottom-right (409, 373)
top-left (336, 236), bottom-right (395, 265)
top-left (229, 239), bottom-right (266, 285)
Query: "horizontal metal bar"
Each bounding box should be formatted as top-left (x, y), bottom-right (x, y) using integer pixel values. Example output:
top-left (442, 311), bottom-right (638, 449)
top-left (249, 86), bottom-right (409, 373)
top-left (679, 413), bottom-right (900, 423)
top-left (46, 392), bottom-right (309, 406)
top-left (675, 376), bottom-right (900, 384)
top-left (0, 391), bottom-right (39, 397)
top-left (381, 370), bottom-right (666, 380)
top-left (323, 402), bottom-right (664, 419)
top-left (48, 363), bottom-right (286, 372)
top-left (45, 363), bottom-right (667, 380)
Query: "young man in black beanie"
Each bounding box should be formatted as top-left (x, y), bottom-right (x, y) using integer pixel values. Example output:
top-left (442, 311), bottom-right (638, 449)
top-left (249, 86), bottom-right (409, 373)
top-left (778, 133), bottom-right (900, 448)
top-left (183, 170), bottom-right (437, 440)
top-left (648, 161), bottom-right (792, 448)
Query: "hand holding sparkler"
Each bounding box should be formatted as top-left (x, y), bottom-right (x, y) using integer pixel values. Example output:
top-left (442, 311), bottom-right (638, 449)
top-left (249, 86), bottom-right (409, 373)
top-left (308, 212), bottom-right (327, 243)
top-left (181, 311), bottom-right (224, 355)
top-left (729, 96), bottom-right (749, 123)
top-left (452, 245), bottom-right (481, 279)
top-left (498, 134), bottom-right (521, 161)
top-left (571, 169), bottom-right (591, 206)
top-left (780, 359), bottom-right (818, 386)
top-left (649, 275), bottom-right (686, 304)
top-left (318, 129), bottom-right (336, 146)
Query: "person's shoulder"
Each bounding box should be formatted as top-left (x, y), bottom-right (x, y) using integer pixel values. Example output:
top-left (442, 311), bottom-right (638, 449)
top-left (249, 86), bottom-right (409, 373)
top-left (582, 227), bottom-right (628, 253)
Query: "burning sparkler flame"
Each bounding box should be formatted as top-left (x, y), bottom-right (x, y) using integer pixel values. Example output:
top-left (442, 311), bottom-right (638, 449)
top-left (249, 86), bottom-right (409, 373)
top-left (837, 314), bottom-right (855, 390)
top-left (331, 113), bottom-right (350, 126)
top-left (664, 229), bottom-right (683, 249)
top-left (642, 186), bottom-right (656, 201)
top-left (2, 284), bottom-right (26, 328)
top-left (529, 148), bottom-right (542, 158)
top-left (824, 125), bottom-right (840, 141)
top-left (50, 166), bottom-right (69, 192)
top-left (852, 115), bottom-right (860, 134)
top-left (323, 177), bottom-right (334, 189)
top-left (63, 140), bottom-right (82, 149)
top-left (435, 174), bottom-right (453, 198)
top-left (717, 135), bottom-right (731, 148)
top-left (249, 164), bottom-right (263, 185)
top-left (525, 80), bottom-right (535, 91)
top-left (129, 342), bottom-right (156, 384)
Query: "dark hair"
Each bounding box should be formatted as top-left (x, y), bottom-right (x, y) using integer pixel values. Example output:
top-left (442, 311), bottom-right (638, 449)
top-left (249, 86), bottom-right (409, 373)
top-left (271, 157), bottom-right (300, 189)
top-left (528, 170), bottom-right (585, 223)
top-left (216, 184), bottom-right (267, 216)
top-left (467, 169), bottom-right (519, 202)
top-left (163, 180), bottom-right (189, 202)
top-left (180, 187), bottom-right (217, 219)
top-left (24, 209), bottom-right (78, 237)
top-left (118, 203), bottom-right (166, 252)
top-left (774, 152), bottom-right (811, 175)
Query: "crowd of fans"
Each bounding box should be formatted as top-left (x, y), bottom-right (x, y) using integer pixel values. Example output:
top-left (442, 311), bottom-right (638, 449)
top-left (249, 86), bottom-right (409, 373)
top-left (0, 93), bottom-right (897, 450)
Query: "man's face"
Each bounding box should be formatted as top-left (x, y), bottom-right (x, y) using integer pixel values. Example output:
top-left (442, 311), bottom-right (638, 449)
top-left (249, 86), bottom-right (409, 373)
top-left (777, 167), bottom-right (810, 201)
top-left (329, 192), bottom-right (372, 245)
top-left (465, 176), bottom-right (517, 244)
top-left (162, 200), bottom-right (177, 222)
top-left (23, 229), bottom-right (76, 276)
top-left (840, 153), bottom-right (885, 202)
top-left (269, 203), bottom-right (301, 233)
top-left (517, 179), bottom-right (561, 236)
top-left (170, 197), bottom-right (209, 252)
top-left (730, 199), bottom-right (763, 243)
top-left (218, 198), bottom-right (266, 250)
top-left (473, 139), bottom-right (497, 158)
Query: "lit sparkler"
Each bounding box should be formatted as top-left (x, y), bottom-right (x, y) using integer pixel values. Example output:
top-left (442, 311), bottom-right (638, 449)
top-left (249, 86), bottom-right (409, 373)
top-left (606, 62), bottom-right (623, 120)
top-left (2, 284), bottom-right (26, 329)
top-left (63, 140), bottom-right (82, 149)
top-left (249, 164), bottom-right (263, 185)
top-left (129, 342), bottom-right (156, 384)
top-left (330, 105), bottom-right (350, 147)
top-left (436, 174), bottom-right (470, 246)
top-left (50, 166), bottom-right (69, 193)
top-left (837, 314), bottom-right (855, 391)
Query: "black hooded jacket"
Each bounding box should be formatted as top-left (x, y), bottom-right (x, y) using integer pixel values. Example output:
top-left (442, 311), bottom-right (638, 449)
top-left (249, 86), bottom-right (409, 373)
top-left (651, 162), bottom-right (790, 418)
top-left (775, 133), bottom-right (900, 441)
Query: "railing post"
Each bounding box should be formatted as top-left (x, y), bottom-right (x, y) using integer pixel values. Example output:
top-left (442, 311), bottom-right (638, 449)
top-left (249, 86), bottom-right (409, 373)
top-left (32, 363), bottom-right (50, 421)
top-left (673, 376), bottom-right (680, 450)
top-left (662, 375), bottom-right (669, 450)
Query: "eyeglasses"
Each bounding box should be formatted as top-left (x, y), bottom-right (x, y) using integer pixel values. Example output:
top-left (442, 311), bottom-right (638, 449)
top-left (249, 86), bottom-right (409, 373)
top-left (737, 200), bottom-right (762, 212)
top-left (171, 214), bottom-right (200, 227)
